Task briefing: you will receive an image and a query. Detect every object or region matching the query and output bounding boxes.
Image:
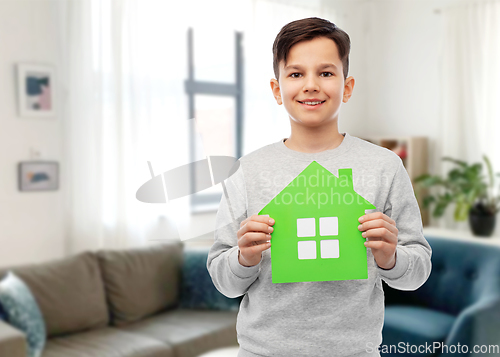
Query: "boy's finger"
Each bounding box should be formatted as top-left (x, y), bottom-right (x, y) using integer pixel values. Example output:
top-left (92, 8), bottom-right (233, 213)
top-left (239, 221), bottom-right (271, 237)
top-left (359, 212), bottom-right (395, 226)
top-left (250, 232), bottom-right (272, 245)
top-left (240, 214), bottom-right (260, 227)
top-left (241, 214), bottom-right (274, 226)
top-left (363, 228), bottom-right (397, 245)
top-left (246, 220), bottom-right (274, 234)
top-left (239, 233), bottom-right (271, 248)
top-left (240, 214), bottom-right (275, 228)
top-left (359, 219), bottom-right (398, 236)
top-left (247, 241), bottom-right (271, 254)
top-left (240, 232), bottom-right (272, 248)
top-left (258, 214), bottom-right (275, 225)
top-left (364, 240), bottom-right (388, 250)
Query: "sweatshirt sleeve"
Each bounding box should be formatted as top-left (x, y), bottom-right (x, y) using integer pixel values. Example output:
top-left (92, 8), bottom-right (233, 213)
top-left (377, 156), bottom-right (432, 291)
top-left (206, 160), bottom-right (262, 298)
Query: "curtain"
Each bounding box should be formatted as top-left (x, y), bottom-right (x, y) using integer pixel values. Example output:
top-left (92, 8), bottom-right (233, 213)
top-left (435, 0), bottom-right (500, 234)
top-left (58, 0), bottom-right (339, 253)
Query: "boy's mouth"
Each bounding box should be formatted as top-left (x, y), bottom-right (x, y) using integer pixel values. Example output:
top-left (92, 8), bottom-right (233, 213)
top-left (297, 100), bottom-right (326, 109)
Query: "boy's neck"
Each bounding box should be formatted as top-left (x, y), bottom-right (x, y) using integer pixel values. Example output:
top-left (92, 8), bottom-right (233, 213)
top-left (284, 131), bottom-right (346, 154)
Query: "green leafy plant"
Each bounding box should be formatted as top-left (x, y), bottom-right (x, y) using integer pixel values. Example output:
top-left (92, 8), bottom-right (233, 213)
top-left (414, 155), bottom-right (500, 221)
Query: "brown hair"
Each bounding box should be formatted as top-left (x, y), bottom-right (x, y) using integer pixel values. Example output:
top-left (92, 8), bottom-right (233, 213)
top-left (272, 17), bottom-right (351, 81)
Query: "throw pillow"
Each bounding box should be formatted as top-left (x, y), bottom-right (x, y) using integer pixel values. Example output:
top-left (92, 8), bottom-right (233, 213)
top-left (0, 301), bottom-right (6, 321)
top-left (0, 271), bottom-right (46, 357)
top-left (179, 247), bottom-right (243, 311)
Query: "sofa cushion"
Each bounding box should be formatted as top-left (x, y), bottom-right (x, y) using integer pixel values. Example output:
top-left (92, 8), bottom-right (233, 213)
top-left (0, 252), bottom-right (109, 338)
top-left (0, 319), bottom-right (27, 357)
top-left (97, 241), bottom-right (183, 326)
top-left (117, 308), bottom-right (238, 357)
top-left (180, 247), bottom-right (242, 311)
top-left (0, 271), bottom-right (46, 357)
top-left (382, 305), bottom-right (456, 357)
top-left (43, 327), bottom-right (174, 357)
top-left (0, 301), bottom-right (6, 321)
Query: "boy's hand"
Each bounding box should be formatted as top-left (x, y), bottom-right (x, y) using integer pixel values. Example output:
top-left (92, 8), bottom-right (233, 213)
top-left (358, 212), bottom-right (398, 270)
top-left (237, 214), bottom-right (274, 267)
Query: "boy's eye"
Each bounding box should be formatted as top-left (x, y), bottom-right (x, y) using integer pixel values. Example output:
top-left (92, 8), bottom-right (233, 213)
top-left (289, 72), bottom-right (333, 78)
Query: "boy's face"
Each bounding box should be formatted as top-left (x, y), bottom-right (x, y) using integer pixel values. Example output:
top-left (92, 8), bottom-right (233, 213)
top-left (270, 36), bottom-right (354, 128)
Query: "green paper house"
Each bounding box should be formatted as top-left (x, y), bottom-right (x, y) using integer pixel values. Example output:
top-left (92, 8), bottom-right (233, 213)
top-left (258, 161), bottom-right (376, 284)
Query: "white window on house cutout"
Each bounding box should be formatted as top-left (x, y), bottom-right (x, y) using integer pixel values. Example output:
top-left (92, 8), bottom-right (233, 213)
top-left (321, 239), bottom-right (339, 258)
top-left (297, 217), bottom-right (339, 260)
top-left (298, 241), bottom-right (316, 259)
top-left (297, 217), bottom-right (315, 237)
top-left (319, 217), bottom-right (338, 236)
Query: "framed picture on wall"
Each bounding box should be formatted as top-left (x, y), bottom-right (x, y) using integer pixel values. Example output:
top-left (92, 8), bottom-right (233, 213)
top-left (18, 161), bottom-right (59, 191)
top-left (16, 63), bottom-right (55, 117)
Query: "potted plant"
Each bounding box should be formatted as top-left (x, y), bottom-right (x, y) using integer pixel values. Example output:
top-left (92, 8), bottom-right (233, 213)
top-left (414, 155), bottom-right (500, 237)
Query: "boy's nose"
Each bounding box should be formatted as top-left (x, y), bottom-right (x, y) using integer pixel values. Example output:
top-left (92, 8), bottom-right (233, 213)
top-left (303, 78), bottom-right (320, 92)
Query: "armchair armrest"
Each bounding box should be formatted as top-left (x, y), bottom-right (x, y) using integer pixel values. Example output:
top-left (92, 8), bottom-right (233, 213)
top-left (0, 320), bottom-right (27, 357)
top-left (179, 246), bottom-right (243, 311)
top-left (381, 279), bottom-right (424, 306)
top-left (443, 296), bottom-right (500, 355)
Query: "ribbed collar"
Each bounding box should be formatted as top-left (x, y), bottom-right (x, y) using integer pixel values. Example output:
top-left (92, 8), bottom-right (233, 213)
top-left (273, 132), bottom-right (354, 161)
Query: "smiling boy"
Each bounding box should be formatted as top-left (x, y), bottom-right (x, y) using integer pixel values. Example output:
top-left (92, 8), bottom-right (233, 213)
top-left (207, 17), bottom-right (432, 357)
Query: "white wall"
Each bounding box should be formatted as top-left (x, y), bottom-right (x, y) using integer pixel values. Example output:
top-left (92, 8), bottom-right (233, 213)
top-left (0, 0), bottom-right (65, 268)
top-left (333, 0), bottom-right (450, 172)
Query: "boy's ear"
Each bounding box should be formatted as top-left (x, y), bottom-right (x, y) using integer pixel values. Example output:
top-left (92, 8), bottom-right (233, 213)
top-left (270, 78), bottom-right (282, 105)
top-left (342, 76), bottom-right (355, 103)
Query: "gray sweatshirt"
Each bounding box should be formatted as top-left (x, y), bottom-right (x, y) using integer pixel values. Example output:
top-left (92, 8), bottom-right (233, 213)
top-left (207, 132), bottom-right (432, 357)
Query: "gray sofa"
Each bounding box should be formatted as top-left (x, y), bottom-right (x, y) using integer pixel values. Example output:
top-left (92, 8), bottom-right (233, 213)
top-left (0, 241), bottom-right (239, 357)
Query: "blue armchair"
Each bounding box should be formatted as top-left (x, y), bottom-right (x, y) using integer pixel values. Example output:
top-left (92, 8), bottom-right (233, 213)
top-left (381, 236), bottom-right (500, 357)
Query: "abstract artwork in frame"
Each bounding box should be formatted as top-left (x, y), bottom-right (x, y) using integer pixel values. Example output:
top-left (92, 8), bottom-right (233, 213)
top-left (18, 161), bottom-right (59, 192)
top-left (17, 63), bottom-right (55, 117)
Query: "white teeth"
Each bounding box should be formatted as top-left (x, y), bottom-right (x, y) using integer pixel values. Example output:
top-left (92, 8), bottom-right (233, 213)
top-left (301, 101), bottom-right (323, 105)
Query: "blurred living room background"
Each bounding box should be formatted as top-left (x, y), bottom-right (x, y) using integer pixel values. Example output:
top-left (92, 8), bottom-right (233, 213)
top-left (1, 0), bottom-right (500, 356)
top-left (2, 0), bottom-right (499, 266)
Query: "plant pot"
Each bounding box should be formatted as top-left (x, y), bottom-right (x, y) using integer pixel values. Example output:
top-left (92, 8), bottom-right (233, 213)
top-left (468, 203), bottom-right (497, 237)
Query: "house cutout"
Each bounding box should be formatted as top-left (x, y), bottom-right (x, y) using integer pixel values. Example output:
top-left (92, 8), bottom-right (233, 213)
top-left (258, 161), bottom-right (376, 284)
